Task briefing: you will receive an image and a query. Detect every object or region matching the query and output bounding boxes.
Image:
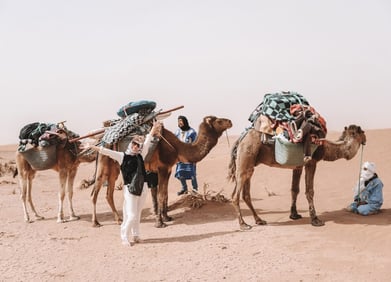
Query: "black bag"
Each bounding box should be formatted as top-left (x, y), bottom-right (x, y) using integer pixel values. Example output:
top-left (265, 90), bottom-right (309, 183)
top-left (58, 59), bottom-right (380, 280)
top-left (146, 171), bottom-right (158, 188)
top-left (126, 157), bottom-right (145, 196)
top-left (19, 122), bottom-right (40, 140)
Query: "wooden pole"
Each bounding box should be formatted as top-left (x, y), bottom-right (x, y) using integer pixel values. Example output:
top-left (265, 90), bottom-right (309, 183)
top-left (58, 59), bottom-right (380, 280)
top-left (69, 105), bottom-right (184, 143)
top-left (158, 105), bottom-right (184, 115)
top-left (69, 128), bottom-right (105, 143)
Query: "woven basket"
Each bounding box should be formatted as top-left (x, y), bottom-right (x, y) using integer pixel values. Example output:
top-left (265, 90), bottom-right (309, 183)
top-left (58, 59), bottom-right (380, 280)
top-left (275, 136), bottom-right (317, 166)
top-left (20, 145), bottom-right (57, 170)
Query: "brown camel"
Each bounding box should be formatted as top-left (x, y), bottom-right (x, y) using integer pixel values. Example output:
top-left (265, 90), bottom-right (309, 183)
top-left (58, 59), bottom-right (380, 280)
top-left (228, 124), bottom-right (366, 230)
top-left (15, 128), bottom-right (97, 223)
top-left (90, 115), bottom-right (232, 228)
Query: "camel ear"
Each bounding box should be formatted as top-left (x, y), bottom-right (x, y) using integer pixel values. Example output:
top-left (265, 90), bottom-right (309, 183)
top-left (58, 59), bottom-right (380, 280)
top-left (204, 116), bottom-right (212, 125)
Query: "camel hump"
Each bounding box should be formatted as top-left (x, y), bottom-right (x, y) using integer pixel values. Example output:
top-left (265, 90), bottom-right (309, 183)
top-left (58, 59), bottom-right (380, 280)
top-left (117, 100), bottom-right (156, 118)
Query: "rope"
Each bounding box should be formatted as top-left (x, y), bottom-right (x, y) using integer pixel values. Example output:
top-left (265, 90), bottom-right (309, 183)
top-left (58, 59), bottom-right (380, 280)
top-left (225, 130), bottom-right (230, 148)
top-left (356, 144), bottom-right (365, 201)
top-left (159, 133), bottom-right (176, 151)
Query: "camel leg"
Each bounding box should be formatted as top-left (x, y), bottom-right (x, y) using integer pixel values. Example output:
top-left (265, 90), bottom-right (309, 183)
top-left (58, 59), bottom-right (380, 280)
top-left (155, 184), bottom-right (167, 227)
top-left (242, 175), bottom-right (266, 227)
top-left (162, 170), bottom-right (172, 222)
top-left (57, 170), bottom-right (67, 223)
top-left (155, 168), bottom-right (170, 228)
top-left (20, 165), bottom-right (43, 222)
top-left (150, 188), bottom-right (158, 215)
top-left (91, 156), bottom-right (119, 227)
top-left (304, 163), bottom-right (324, 226)
top-left (232, 142), bottom-right (264, 230)
top-left (231, 179), bottom-right (251, 230)
top-left (26, 175), bottom-right (44, 221)
top-left (290, 168), bottom-right (303, 220)
top-left (162, 187), bottom-right (172, 222)
top-left (231, 151), bottom-right (250, 230)
top-left (66, 168), bottom-right (80, 221)
top-left (91, 176), bottom-right (104, 227)
top-left (106, 173), bottom-right (121, 225)
top-left (19, 174), bottom-right (32, 222)
top-left (16, 159), bottom-right (40, 222)
top-left (232, 173), bottom-right (256, 230)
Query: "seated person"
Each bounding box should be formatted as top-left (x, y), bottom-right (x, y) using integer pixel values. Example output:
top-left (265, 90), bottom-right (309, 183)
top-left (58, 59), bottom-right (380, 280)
top-left (346, 161), bottom-right (384, 215)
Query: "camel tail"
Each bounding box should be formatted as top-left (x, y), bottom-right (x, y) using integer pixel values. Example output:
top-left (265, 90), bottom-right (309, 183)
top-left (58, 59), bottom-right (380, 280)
top-left (86, 157), bottom-right (99, 193)
top-left (13, 168), bottom-right (18, 178)
top-left (227, 138), bottom-right (240, 183)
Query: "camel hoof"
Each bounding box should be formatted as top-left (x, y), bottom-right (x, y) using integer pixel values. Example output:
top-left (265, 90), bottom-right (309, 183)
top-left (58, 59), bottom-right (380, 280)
top-left (163, 215), bottom-right (173, 222)
top-left (92, 221), bottom-right (102, 228)
top-left (240, 224), bottom-right (252, 231)
top-left (311, 217), bottom-right (325, 227)
top-left (57, 218), bottom-right (67, 223)
top-left (69, 215), bottom-right (80, 221)
top-left (289, 213), bottom-right (302, 220)
top-left (255, 219), bottom-right (267, 225)
top-left (155, 221), bottom-right (167, 228)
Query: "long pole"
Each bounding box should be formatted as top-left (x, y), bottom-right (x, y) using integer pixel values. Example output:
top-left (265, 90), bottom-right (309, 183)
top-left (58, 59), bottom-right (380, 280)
top-left (69, 105), bottom-right (184, 143)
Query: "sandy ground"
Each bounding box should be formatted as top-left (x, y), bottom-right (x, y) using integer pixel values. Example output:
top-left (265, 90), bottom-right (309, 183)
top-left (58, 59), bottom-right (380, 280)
top-left (1, 129), bottom-right (390, 281)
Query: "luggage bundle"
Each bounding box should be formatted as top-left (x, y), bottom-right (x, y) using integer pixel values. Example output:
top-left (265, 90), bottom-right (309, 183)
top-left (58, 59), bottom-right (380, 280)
top-left (17, 121), bottom-right (79, 170)
top-left (102, 100), bottom-right (157, 146)
top-left (248, 91), bottom-right (327, 166)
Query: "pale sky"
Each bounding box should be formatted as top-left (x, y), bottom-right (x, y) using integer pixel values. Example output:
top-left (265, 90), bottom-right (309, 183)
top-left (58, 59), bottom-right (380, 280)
top-left (1, 0), bottom-right (390, 145)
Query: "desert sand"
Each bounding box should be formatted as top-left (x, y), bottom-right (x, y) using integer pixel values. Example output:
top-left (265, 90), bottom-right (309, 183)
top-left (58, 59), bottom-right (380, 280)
top-left (1, 128), bottom-right (390, 281)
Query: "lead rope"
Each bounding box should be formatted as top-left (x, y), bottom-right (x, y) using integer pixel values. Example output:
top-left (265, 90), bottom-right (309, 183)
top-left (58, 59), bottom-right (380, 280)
top-left (225, 130), bottom-right (230, 148)
top-left (158, 133), bottom-right (176, 151)
top-left (357, 144), bottom-right (365, 201)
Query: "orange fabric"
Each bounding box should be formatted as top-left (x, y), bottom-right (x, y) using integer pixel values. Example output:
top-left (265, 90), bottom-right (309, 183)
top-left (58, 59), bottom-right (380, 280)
top-left (289, 104), bottom-right (327, 134)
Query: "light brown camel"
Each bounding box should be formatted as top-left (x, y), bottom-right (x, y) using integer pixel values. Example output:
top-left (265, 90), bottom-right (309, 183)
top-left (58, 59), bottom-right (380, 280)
top-left (228, 124), bottom-right (366, 230)
top-left (90, 115), bottom-right (232, 228)
top-left (15, 128), bottom-right (97, 223)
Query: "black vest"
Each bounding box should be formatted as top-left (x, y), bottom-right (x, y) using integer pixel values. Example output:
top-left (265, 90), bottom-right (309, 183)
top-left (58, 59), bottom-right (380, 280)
top-left (120, 154), bottom-right (146, 196)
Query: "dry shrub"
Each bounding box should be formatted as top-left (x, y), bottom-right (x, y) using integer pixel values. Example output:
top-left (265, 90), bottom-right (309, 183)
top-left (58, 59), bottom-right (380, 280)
top-left (0, 160), bottom-right (16, 177)
top-left (169, 183), bottom-right (230, 210)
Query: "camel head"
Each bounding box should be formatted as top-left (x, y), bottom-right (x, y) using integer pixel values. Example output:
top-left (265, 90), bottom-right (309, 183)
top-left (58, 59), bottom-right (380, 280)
top-left (338, 124), bottom-right (366, 146)
top-left (323, 124), bottom-right (366, 161)
top-left (199, 116), bottom-right (233, 138)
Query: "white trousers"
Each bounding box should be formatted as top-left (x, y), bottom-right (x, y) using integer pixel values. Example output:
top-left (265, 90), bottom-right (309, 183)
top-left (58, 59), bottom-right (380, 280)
top-left (120, 183), bottom-right (148, 243)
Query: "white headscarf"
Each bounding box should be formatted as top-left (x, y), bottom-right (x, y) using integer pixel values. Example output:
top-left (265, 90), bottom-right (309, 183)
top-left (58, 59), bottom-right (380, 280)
top-left (353, 161), bottom-right (376, 197)
top-left (125, 135), bottom-right (145, 155)
top-left (360, 161), bottom-right (376, 181)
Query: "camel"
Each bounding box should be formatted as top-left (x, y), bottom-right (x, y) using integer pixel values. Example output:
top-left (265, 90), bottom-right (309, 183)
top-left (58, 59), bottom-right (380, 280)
top-left (90, 115), bottom-right (232, 228)
top-left (228, 124), bottom-right (366, 230)
top-left (15, 126), bottom-right (97, 223)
